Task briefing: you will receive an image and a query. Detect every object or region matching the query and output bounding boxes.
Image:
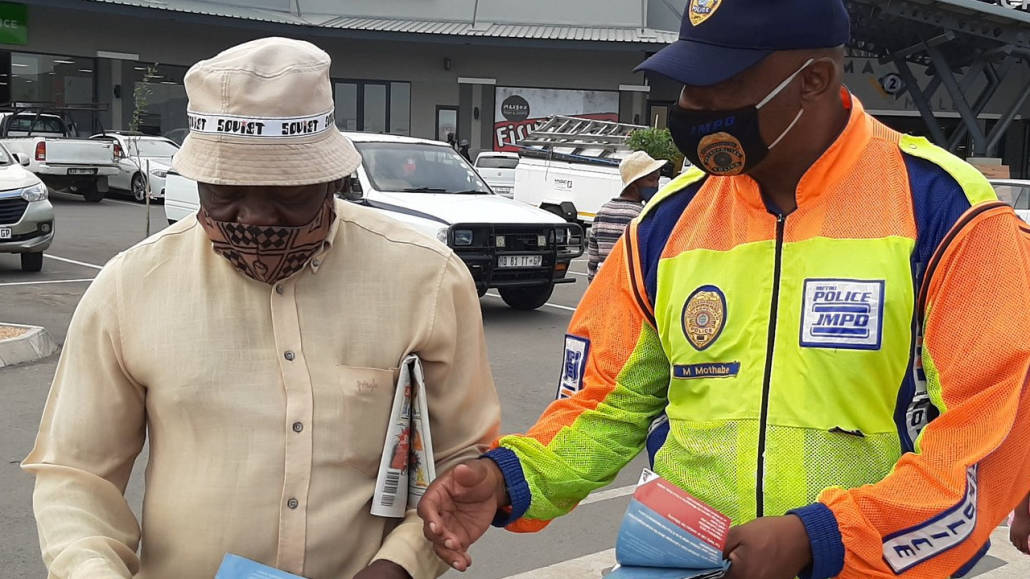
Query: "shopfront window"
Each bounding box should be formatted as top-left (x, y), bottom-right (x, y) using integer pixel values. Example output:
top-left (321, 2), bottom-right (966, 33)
top-left (123, 62), bottom-right (187, 138)
top-left (10, 52), bottom-right (94, 106)
top-left (332, 80), bottom-right (410, 135)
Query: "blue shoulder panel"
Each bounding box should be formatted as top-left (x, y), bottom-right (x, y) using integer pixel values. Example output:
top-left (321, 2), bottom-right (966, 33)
top-left (635, 178), bottom-right (707, 306)
top-left (905, 153), bottom-right (977, 269)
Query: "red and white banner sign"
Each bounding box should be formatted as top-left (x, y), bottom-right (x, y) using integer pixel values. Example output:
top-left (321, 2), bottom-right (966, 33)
top-left (494, 87), bottom-right (619, 152)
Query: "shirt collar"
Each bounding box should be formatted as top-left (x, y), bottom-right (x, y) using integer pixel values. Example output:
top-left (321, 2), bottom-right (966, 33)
top-left (730, 90), bottom-right (871, 212)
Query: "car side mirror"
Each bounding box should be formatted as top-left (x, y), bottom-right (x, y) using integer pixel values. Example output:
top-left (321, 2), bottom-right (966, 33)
top-left (340, 174), bottom-right (364, 201)
top-left (12, 153), bottom-right (28, 166)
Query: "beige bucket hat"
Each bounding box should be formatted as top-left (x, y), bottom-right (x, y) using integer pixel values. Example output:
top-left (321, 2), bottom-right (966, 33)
top-left (173, 37), bottom-right (361, 186)
top-left (619, 151), bottom-right (668, 193)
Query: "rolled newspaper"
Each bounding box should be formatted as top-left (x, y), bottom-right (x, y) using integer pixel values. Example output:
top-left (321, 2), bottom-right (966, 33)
top-left (371, 355), bottom-right (436, 518)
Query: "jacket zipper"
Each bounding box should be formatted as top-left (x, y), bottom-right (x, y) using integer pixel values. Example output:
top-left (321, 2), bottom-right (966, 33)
top-left (756, 212), bottom-right (785, 518)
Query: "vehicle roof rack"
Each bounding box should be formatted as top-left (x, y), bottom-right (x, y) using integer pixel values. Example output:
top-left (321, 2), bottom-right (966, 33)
top-left (517, 115), bottom-right (648, 167)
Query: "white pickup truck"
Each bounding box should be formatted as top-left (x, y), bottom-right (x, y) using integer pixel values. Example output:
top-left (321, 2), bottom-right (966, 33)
top-left (0, 111), bottom-right (118, 202)
top-left (165, 132), bottom-right (585, 310)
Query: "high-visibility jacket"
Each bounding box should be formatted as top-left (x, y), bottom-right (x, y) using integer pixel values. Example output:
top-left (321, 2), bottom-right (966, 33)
top-left (485, 94), bottom-right (1030, 578)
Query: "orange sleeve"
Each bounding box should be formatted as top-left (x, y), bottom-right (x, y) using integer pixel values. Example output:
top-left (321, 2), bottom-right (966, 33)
top-left (817, 204), bottom-right (1030, 577)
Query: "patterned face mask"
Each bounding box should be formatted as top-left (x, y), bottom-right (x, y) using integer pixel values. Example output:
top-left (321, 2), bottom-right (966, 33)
top-left (198, 195), bottom-right (336, 285)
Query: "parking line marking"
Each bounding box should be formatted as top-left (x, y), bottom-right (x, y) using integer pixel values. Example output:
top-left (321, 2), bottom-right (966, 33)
top-left (502, 548), bottom-right (616, 579)
top-left (484, 292), bottom-right (577, 312)
top-left (580, 484), bottom-right (636, 506)
top-left (567, 271), bottom-right (588, 277)
top-left (0, 278), bottom-right (94, 288)
top-left (44, 254), bottom-right (105, 270)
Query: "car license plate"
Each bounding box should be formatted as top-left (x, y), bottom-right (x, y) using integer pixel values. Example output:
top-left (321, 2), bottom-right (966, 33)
top-left (498, 255), bottom-right (542, 268)
top-left (68, 168), bottom-right (96, 175)
top-left (0, 228), bottom-right (10, 240)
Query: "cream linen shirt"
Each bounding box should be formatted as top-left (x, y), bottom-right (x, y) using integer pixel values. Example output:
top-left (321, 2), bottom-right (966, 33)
top-left (22, 199), bottom-right (501, 579)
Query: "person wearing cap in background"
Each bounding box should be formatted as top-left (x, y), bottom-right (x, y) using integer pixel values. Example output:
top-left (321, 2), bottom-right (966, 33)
top-left (418, 1), bottom-right (1030, 577)
top-left (586, 151), bottom-right (666, 282)
top-left (21, 38), bottom-right (500, 579)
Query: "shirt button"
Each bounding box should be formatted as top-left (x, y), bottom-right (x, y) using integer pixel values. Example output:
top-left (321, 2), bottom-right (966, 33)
top-left (284, 351), bottom-right (295, 361)
top-left (292, 421), bottom-right (304, 433)
top-left (287, 498), bottom-right (299, 510)
top-left (275, 285), bottom-right (285, 295)
top-left (311, 258), bottom-right (321, 267)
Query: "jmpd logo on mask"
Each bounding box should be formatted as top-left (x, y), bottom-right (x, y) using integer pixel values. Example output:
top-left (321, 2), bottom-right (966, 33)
top-left (800, 279), bottom-right (884, 350)
top-left (690, 116), bottom-right (736, 137)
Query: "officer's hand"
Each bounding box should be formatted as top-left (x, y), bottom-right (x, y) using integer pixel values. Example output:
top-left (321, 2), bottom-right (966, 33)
top-left (1011, 509), bottom-right (1030, 555)
top-left (418, 459), bottom-right (507, 572)
top-left (723, 515), bottom-right (812, 579)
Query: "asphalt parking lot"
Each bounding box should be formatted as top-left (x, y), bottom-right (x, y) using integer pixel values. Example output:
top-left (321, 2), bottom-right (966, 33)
top-left (2, 192), bottom-right (1029, 578)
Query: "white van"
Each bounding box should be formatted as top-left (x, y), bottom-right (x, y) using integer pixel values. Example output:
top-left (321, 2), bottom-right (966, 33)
top-left (165, 133), bottom-right (584, 310)
top-left (511, 116), bottom-right (673, 225)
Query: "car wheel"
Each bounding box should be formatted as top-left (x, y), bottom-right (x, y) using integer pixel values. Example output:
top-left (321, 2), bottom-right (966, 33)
top-left (131, 173), bottom-right (147, 203)
top-left (20, 252), bottom-right (43, 272)
top-left (476, 285), bottom-right (488, 298)
top-left (80, 182), bottom-right (105, 203)
top-left (499, 284), bottom-right (554, 311)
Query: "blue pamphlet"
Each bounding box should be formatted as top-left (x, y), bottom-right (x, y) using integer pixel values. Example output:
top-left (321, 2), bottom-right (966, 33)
top-left (607, 469), bottom-right (731, 579)
top-left (215, 554), bottom-right (307, 579)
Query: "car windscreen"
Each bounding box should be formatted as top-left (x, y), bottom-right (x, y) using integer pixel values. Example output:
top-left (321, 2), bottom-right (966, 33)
top-left (354, 142), bottom-right (492, 194)
top-left (0, 144), bottom-right (13, 165)
top-left (994, 184), bottom-right (1030, 210)
top-left (7, 115), bottom-right (65, 135)
top-left (127, 139), bottom-right (180, 158)
top-left (476, 156), bottom-right (519, 169)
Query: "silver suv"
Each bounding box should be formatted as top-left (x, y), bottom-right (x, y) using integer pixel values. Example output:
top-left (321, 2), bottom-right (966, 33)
top-left (0, 145), bottom-right (54, 272)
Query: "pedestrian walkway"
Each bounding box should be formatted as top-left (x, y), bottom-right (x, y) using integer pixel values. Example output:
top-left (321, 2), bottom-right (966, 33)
top-left (503, 525), bottom-right (1030, 578)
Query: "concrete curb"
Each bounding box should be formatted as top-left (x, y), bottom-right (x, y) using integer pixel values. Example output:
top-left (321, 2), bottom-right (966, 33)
top-left (0, 324), bottom-right (59, 368)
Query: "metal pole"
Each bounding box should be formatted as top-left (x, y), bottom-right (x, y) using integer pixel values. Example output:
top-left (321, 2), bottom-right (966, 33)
top-left (925, 43), bottom-right (989, 155)
top-left (145, 158), bottom-right (151, 239)
top-left (893, 57), bottom-right (949, 145)
top-left (986, 72), bottom-right (1030, 155)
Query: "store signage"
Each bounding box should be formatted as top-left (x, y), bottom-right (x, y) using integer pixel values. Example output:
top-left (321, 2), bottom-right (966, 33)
top-left (493, 86), bottom-right (619, 152)
top-left (0, 2), bottom-right (26, 46)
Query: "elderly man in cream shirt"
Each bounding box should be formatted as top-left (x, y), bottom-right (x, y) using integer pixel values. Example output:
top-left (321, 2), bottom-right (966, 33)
top-left (22, 37), bottom-right (500, 579)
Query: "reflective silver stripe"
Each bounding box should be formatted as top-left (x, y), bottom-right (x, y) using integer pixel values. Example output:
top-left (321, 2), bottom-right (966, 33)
top-left (186, 109), bottom-right (335, 138)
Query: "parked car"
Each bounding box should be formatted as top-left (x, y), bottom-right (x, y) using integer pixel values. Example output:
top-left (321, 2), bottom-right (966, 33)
top-left (0, 110), bottom-right (118, 203)
top-left (474, 152), bottom-right (519, 198)
top-left (90, 132), bottom-right (178, 202)
top-left (163, 128), bottom-right (189, 147)
top-left (0, 143), bottom-right (54, 272)
top-left (166, 133), bottom-right (584, 310)
top-left (991, 179), bottom-right (1030, 223)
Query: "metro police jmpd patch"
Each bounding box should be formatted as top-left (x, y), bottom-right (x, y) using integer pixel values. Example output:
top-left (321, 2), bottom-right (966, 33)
top-left (800, 279), bottom-right (885, 350)
top-left (556, 335), bottom-right (590, 400)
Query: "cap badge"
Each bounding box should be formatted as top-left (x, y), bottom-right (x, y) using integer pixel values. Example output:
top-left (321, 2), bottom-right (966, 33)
top-left (689, 0), bottom-right (722, 26)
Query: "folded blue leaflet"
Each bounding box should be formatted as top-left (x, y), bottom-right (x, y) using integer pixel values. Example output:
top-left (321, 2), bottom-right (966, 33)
top-left (215, 554), bottom-right (307, 579)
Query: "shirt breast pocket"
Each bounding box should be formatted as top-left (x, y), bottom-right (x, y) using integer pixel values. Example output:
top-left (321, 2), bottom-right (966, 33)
top-left (334, 365), bottom-right (400, 477)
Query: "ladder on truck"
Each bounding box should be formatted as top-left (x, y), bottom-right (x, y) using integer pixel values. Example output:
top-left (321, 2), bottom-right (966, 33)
top-left (517, 115), bottom-right (648, 167)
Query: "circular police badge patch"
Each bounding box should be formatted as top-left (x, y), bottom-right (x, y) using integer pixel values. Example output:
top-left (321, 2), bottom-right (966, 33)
top-left (698, 132), bottom-right (746, 175)
top-left (682, 285), bottom-right (727, 351)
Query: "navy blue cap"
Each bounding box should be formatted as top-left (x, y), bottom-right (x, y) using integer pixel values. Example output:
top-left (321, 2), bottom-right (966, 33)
top-left (636, 0), bottom-right (851, 87)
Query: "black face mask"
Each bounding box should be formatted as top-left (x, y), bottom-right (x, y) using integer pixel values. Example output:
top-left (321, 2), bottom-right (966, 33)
top-left (668, 59), bottom-right (812, 176)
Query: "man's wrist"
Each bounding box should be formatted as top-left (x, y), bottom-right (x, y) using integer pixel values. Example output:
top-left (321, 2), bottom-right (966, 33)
top-left (364, 559), bottom-right (411, 579)
top-left (480, 457), bottom-right (510, 509)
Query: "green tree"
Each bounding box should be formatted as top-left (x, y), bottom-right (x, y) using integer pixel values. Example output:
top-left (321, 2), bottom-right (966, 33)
top-left (627, 127), bottom-right (685, 176)
top-left (129, 64), bottom-right (159, 133)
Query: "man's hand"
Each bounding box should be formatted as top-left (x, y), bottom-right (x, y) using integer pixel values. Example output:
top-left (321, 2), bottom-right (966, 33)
top-left (723, 515), bottom-right (812, 579)
top-left (353, 559), bottom-right (411, 579)
top-left (417, 458), bottom-right (507, 572)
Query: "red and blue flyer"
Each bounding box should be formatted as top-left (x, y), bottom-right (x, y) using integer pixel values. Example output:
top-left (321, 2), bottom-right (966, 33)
top-left (215, 554), bottom-right (307, 579)
top-left (608, 469), bottom-right (731, 579)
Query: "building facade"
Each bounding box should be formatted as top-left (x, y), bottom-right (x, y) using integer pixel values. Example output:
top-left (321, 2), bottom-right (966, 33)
top-left (4, 0), bottom-right (1029, 173)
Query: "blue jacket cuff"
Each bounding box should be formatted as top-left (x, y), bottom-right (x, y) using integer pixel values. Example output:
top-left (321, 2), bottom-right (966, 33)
top-left (789, 502), bottom-right (845, 579)
top-left (482, 447), bottom-right (531, 527)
